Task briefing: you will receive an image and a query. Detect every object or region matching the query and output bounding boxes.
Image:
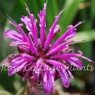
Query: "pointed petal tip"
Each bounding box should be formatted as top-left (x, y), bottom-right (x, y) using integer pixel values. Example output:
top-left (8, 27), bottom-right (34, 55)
top-left (8, 70), bottom-right (17, 76)
top-left (55, 8), bottom-right (65, 18)
top-left (54, 25), bottom-right (61, 33)
top-left (90, 60), bottom-right (95, 64)
top-left (24, 3), bottom-right (27, 8)
top-left (8, 72), bottom-right (12, 76)
top-left (81, 56), bottom-right (95, 63)
top-left (78, 50), bottom-right (83, 55)
top-left (46, 0), bottom-right (48, 5)
top-left (79, 66), bottom-right (83, 70)
top-left (71, 39), bottom-right (86, 44)
top-left (59, 8), bottom-right (66, 16)
top-left (74, 20), bottom-right (87, 28)
top-left (8, 20), bottom-right (17, 27)
top-left (44, 0), bottom-right (48, 9)
top-left (64, 83), bottom-right (70, 88)
top-left (25, 3), bottom-right (30, 15)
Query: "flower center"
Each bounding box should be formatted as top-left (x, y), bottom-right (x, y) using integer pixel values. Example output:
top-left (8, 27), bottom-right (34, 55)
top-left (37, 46), bottom-right (50, 61)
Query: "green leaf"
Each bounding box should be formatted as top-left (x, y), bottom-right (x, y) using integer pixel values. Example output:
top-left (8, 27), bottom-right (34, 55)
top-left (91, 0), bottom-right (95, 22)
top-left (70, 78), bottom-right (85, 90)
top-left (16, 86), bottom-right (26, 95)
top-left (72, 30), bottom-right (95, 42)
top-left (0, 0), bottom-right (16, 28)
top-left (72, 30), bottom-right (94, 66)
top-left (59, 0), bottom-right (85, 32)
top-left (0, 90), bottom-right (12, 95)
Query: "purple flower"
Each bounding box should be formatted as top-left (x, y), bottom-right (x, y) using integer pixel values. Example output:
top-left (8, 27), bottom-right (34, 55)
top-left (3, 2), bottom-right (93, 94)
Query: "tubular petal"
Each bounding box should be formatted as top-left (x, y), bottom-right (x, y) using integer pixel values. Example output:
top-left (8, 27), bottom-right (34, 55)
top-left (51, 25), bottom-right (76, 49)
top-left (43, 71), bottom-right (54, 94)
top-left (29, 14), bottom-right (38, 48)
top-left (28, 34), bottom-right (38, 55)
top-left (5, 30), bottom-right (23, 41)
top-left (67, 70), bottom-right (74, 78)
top-left (47, 60), bottom-right (68, 70)
top-left (67, 57), bottom-right (83, 70)
top-left (58, 69), bottom-right (70, 88)
top-left (8, 62), bottom-right (27, 76)
top-left (21, 16), bottom-right (31, 32)
top-left (38, 3), bottom-right (47, 47)
top-left (47, 41), bottom-right (71, 56)
top-left (10, 41), bottom-right (28, 47)
top-left (52, 53), bottom-right (81, 59)
top-left (44, 10), bottom-right (63, 50)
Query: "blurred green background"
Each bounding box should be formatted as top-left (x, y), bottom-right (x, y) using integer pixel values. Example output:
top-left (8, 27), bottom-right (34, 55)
top-left (0, 0), bottom-right (95, 95)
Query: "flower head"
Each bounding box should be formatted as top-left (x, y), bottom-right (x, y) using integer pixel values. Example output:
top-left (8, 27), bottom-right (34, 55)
top-left (3, 2), bottom-right (93, 94)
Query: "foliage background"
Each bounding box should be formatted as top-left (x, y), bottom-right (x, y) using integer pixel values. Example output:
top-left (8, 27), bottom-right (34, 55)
top-left (0, 0), bottom-right (95, 95)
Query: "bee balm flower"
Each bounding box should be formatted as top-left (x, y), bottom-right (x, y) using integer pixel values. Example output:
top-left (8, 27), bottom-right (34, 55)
top-left (2, 2), bottom-right (93, 94)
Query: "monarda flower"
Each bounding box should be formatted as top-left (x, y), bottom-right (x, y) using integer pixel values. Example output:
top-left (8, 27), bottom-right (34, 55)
top-left (1, 2), bottom-right (93, 94)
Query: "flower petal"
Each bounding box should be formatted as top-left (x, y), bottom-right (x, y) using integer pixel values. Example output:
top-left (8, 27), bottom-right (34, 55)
top-left (11, 59), bottom-right (25, 67)
top-left (33, 59), bottom-right (43, 82)
top-left (29, 14), bottom-right (38, 48)
top-left (9, 20), bottom-right (28, 41)
top-left (47, 60), bottom-right (68, 70)
top-left (5, 30), bottom-right (23, 41)
top-left (67, 70), bottom-right (74, 78)
top-left (21, 16), bottom-right (31, 31)
top-left (27, 34), bottom-right (38, 55)
top-left (23, 5), bottom-right (38, 48)
top-left (10, 41), bottom-right (28, 47)
top-left (38, 3), bottom-right (47, 47)
top-left (52, 53), bottom-right (81, 59)
top-left (23, 63), bottom-right (35, 81)
top-left (44, 10), bottom-right (63, 50)
top-left (8, 61), bottom-right (27, 76)
top-left (47, 41), bottom-right (72, 56)
top-left (0, 54), bottom-right (16, 67)
top-left (43, 71), bottom-right (54, 94)
top-left (67, 57), bottom-right (83, 70)
top-left (58, 69), bottom-right (70, 88)
top-left (79, 56), bottom-right (94, 63)
top-left (51, 25), bottom-right (76, 49)
top-left (21, 54), bottom-right (36, 61)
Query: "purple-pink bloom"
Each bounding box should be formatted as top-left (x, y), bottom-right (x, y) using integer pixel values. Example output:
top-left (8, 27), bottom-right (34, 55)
top-left (3, 2), bottom-right (93, 94)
